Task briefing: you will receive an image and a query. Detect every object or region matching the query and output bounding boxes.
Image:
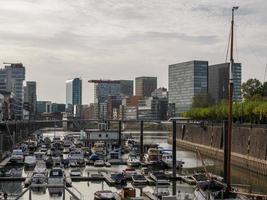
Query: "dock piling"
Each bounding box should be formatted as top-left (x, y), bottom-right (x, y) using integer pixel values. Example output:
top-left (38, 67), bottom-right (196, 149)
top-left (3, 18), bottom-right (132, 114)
top-left (140, 121), bottom-right (144, 162)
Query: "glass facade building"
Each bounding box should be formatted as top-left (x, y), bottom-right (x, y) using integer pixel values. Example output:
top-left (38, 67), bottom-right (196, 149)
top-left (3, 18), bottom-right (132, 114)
top-left (208, 63), bottom-right (241, 102)
top-left (66, 78), bottom-right (82, 112)
top-left (0, 64), bottom-right (25, 119)
top-left (168, 60), bottom-right (208, 116)
top-left (135, 77), bottom-right (157, 97)
top-left (120, 80), bottom-right (133, 97)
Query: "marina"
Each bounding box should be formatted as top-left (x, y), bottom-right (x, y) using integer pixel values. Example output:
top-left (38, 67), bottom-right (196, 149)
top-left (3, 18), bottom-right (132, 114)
top-left (0, 124), bottom-right (266, 200)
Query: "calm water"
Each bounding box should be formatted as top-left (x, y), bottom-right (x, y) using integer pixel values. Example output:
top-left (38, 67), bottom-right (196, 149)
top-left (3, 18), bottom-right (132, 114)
top-left (0, 130), bottom-right (266, 199)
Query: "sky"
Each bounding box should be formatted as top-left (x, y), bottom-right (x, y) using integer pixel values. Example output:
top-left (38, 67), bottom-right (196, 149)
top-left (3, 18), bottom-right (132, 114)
top-left (0, 0), bottom-right (266, 104)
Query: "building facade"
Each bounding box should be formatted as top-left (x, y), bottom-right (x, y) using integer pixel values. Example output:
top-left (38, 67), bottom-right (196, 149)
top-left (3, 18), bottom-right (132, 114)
top-left (24, 81), bottom-right (37, 119)
top-left (66, 78), bottom-right (82, 112)
top-left (0, 63), bottom-right (25, 119)
top-left (208, 63), bottom-right (242, 102)
top-left (120, 80), bottom-right (133, 97)
top-left (135, 76), bottom-right (157, 97)
top-left (169, 60), bottom-right (208, 116)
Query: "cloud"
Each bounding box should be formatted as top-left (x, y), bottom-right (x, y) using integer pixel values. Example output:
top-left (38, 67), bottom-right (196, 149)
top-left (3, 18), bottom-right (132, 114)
top-left (0, 0), bottom-right (266, 103)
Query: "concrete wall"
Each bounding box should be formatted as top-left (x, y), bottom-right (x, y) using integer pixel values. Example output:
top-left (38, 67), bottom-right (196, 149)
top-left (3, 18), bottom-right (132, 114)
top-left (170, 123), bottom-right (267, 175)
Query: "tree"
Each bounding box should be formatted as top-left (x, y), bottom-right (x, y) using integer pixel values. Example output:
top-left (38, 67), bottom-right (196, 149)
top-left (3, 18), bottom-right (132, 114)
top-left (262, 81), bottom-right (267, 97)
top-left (192, 93), bottom-right (215, 108)
top-left (241, 78), bottom-right (263, 100)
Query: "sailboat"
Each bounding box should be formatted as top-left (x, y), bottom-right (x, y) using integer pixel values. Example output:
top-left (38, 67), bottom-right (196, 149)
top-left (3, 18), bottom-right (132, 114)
top-left (194, 7), bottom-right (243, 200)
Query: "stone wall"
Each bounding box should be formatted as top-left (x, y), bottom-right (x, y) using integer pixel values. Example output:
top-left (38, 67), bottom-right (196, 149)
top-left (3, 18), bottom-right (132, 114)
top-left (170, 123), bottom-right (267, 175)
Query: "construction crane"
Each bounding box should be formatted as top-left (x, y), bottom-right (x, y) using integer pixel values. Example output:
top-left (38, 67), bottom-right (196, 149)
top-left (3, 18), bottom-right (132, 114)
top-left (88, 79), bottom-right (120, 84)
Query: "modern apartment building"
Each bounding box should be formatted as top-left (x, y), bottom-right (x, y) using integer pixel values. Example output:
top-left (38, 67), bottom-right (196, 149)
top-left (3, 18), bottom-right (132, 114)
top-left (168, 60), bottom-right (208, 116)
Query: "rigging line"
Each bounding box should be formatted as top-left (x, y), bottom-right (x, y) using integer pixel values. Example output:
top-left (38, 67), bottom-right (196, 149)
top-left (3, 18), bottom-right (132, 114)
top-left (234, 24), bottom-right (239, 63)
top-left (225, 26), bottom-right (231, 63)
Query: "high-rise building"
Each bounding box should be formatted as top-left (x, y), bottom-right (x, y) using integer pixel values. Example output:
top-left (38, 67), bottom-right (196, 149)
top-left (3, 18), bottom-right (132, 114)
top-left (0, 63), bottom-right (25, 119)
top-left (169, 60), bottom-right (208, 116)
top-left (208, 63), bottom-right (241, 102)
top-left (89, 80), bottom-right (121, 120)
top-left (66, 78), bottom-right (82, 112)
top-left (89, 80), bottom-right (121, 104)
top-left (120, 80), bottom-right (133, 97)
top-left (24, 81), bottom-right (37, 119)
top-left (135, 77), bottom-right (157, 97)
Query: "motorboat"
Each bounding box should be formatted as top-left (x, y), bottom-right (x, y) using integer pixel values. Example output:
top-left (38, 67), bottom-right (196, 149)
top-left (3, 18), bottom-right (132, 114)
top-left (182, 175), bottom-right (197, 185)
top-left (31, 173), bottom-right (47, 185)
top-left (122, 168), bottom-right (137, 179)
top-left (161, 152), bottom-right (184, 169)
top-left (144, 148), bottom-right (161, 165)
top-left (24, 155), bottom-right (36, 168)
top-left (94, 160), bottom-right (105, 167)
top-left (4, 168), bottom-right (23, 177)
top-left (10, 149), bottom-right (24, 163)
top-left (94, 190), bottom-right (116, 200)
top-left (127, 153), bottom-right (140, 167)
top-left (154, 185), bottom-right (170, 199)
top-left (68, 148), bottom-right (84, 165)
top-left (48, 168), bottom-right (64, 195)
top-left (33, 161), bottom-right (48, 176)
top-left (89, 154), bottom-right (99, 161)
top-left (63, 140), bottom-right (73, 147)
top-left (92, 142), bottom-right (106, 155)
top-left (34, 151), bottom-right (46, 161)
top-left (149, 171), bottom-right (169, 185)
top-left (141, 167), bottom-right (149, 175)
top-left (69, 160), bottom-right (79, 168)
top-left (45, 156), bottom-right (53, 168)
top-left (131, 174), bottom-right (147, 185)
top-left (105, 162), bottom-right (111, 167)
top-left (70, 168), bottom-right (81, 176)
top-left (110, 173), bottom-right (127, 185)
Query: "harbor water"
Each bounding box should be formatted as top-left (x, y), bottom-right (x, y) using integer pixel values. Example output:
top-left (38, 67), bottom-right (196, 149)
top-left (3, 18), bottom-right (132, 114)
top-left (0, 130), bottom-right (266, 199)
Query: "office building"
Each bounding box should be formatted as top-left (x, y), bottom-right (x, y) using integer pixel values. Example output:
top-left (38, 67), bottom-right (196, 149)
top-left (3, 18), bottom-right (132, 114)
top-left (89, 80), bottom-right (121, 104)
top-left (24, 81), bottom-right (37, 119)
top-left (208, 63), bottom-right (242, 102)
top-left (89, 80), bottom-right (121, 120)
top-left (120, 80), bottom-right (133, 97)
top-left (135, 76), bottom-right (157, 97)
top-left (0, 63), bottom-right (25, 119)
top-left (169, 60), bottom-right (208, 116)
top-left (66, 78), bottom-right (82, 112)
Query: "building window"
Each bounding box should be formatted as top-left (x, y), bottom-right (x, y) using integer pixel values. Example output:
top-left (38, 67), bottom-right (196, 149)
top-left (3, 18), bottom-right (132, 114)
top-left (106, 134), bottom-right (108, 138)
top-left (99, 134), bottom-right (101, 138)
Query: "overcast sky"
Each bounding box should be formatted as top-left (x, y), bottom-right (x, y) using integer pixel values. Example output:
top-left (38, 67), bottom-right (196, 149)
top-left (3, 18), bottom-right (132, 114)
top-left (0, 0), bottom-right (266, 104)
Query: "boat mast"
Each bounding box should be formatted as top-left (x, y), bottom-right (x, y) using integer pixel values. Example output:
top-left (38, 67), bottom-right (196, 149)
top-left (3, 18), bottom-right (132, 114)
top-left (226, 6), bottom-right (238, 193)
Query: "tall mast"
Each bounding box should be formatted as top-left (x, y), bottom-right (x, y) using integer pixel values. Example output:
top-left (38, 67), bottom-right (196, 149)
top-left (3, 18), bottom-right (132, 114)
top-left (226, 6), bottom-right (238, 193)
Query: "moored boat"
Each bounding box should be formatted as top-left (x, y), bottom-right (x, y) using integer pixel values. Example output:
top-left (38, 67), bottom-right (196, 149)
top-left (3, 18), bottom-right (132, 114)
top-left (48, 168), bottom-right (64, 195)
top-left (24, 155), bottom-right (37, 168)
top-left (94, 190), bottom-right (116, 200)
top-left (10, 149), bottom-right (24, 163)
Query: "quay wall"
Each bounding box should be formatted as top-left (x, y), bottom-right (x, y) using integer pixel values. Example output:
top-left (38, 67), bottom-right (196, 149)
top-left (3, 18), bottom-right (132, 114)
top-left (168, 124), bottom-right (267, 176)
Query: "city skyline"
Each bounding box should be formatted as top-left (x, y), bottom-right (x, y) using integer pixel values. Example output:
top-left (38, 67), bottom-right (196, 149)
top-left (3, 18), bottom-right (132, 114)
top-left (0, 0), bottom-right (266, 104)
